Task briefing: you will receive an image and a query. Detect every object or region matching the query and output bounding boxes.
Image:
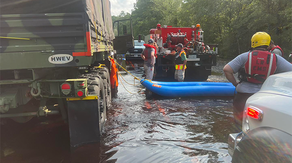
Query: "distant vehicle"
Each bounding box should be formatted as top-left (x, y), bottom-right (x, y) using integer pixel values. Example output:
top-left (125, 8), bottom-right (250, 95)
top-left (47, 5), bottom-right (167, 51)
top-left (125, 40), bottom-right (145, 63)
top-left (228, 72), bottom-right (292, 162)
top-left (149, 24), bottom-right (218, 81)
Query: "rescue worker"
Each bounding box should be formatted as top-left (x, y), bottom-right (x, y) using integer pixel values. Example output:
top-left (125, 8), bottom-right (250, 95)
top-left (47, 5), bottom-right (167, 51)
top-left (223, 32), bottom-right (292, 131)
top-left (141, 39), bottom-right (156, 80)
top-left (167, 43), bottom-right (187, 82)
top-left (268, 40), bottom-right (284, 57)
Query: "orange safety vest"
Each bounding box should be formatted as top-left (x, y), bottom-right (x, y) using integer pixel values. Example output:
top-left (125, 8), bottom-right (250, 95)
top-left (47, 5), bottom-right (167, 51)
top-left (175, 50), bottom-right (187, 70)
top-left (110, 58), bottom-right (118, 88)
top-left (175, 64), bottom-right (187, 70)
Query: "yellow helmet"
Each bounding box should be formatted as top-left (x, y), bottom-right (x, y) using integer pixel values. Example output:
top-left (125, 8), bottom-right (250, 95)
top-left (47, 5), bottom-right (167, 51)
top-left (251, 32), bottom-right (271, 48)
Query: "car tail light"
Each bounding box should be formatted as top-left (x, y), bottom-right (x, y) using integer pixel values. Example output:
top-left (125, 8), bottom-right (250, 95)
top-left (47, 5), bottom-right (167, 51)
top-left (247, 106), bottom-right (263, 121)
top-left (61, 83), bottom-right (71, 95)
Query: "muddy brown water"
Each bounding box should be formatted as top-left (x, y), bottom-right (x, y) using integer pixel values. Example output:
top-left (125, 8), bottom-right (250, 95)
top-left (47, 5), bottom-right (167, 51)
top-left (0, 62), bottom-right (238, 163)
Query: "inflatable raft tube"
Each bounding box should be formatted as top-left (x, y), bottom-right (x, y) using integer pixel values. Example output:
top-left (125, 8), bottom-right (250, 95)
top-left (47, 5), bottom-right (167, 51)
top-left (141, 79), bottom-right (236, 97)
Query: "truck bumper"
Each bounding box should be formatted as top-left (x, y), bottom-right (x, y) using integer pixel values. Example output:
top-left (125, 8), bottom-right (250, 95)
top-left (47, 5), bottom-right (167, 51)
top-left (126, 53), bottom-right (143, 62)
top-left (228, 132), bottom-right (243, 157)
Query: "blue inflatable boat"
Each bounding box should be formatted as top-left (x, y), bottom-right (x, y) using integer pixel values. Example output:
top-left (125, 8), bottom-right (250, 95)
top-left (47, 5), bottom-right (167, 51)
top-left (140, 79), bottom-right (236, 97)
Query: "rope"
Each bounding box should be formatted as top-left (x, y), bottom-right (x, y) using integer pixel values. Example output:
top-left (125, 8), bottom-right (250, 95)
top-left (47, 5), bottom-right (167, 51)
top-left (118, 71), bottom-right (138, 86)
top-left (118, 72), bottom-right (140, 95)
top-left (109, 56), bottom-right (141, 81)
top-left (109, 56), bottom-right (147, 94)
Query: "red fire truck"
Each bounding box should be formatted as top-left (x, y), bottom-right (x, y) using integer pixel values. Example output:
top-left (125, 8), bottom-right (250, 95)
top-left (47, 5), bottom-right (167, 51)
top-left (149, 24), bottom-right (218, 81)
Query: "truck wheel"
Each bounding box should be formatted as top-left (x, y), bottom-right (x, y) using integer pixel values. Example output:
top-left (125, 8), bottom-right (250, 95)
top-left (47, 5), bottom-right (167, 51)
top-left (88, 76), bottom-right (107, 132)
top-left (98, 68), bottom-right (111, 110)
top-left (67, 76), bottom-right (106, 148)
top-left (11, 116), bottom-right (34, 123)
top-left (10, 99), bottom-right (38, 123)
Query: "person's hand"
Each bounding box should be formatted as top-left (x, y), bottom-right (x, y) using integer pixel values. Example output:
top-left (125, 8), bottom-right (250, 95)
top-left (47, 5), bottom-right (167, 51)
top-left (233, 82), bottom-right (239, 87)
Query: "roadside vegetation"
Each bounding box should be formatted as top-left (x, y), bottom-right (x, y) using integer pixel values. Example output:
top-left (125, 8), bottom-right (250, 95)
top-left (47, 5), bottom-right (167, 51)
top-left (112, 0), bottom-right (292, 59)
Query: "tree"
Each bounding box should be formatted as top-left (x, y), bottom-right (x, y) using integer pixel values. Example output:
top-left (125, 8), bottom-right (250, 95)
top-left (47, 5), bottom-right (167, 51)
top-left (112, 0), bottom-right (292, 58)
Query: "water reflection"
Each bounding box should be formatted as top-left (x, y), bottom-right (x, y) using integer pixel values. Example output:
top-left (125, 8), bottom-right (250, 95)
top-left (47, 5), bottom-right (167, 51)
top-left (103, 70), bottom-right (234, 162)
top-left (1, 63), bottom-right (235, 163)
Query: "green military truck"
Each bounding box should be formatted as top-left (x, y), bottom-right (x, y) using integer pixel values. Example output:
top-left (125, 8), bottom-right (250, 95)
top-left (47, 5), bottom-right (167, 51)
top-left (0, 0), bottom-right (117, 148)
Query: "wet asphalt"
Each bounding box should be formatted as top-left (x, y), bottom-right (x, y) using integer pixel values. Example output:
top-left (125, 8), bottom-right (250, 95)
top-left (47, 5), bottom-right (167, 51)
top-left (0, 61), bottom-right (238, 163)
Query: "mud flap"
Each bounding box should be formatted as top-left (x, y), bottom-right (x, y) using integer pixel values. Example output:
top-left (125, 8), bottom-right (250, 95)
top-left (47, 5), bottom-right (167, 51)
top-left (67, 100), bottom-right (101, 148)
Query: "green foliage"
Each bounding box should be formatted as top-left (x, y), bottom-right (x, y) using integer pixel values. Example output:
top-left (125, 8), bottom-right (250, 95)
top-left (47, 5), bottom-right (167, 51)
top-left (112, 0), bottom-right (292, 59)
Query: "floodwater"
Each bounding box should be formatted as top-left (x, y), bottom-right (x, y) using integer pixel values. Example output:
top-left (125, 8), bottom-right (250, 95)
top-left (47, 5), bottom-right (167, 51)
top-left (0, 60), bottom-right (238, 163)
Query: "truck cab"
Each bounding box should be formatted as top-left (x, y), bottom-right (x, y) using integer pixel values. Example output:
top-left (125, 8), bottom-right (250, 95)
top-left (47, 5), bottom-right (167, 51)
top-left (228, 72), bottom-right (292, 162)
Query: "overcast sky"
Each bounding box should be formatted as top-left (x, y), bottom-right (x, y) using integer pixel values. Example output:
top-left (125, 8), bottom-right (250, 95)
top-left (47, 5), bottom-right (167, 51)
top-left (111, 0), bottom-right (136, 16)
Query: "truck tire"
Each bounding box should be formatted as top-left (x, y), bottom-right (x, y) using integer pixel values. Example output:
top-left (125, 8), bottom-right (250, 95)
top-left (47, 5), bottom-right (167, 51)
top-left (98, 68), bottom-right (111, 110)
top-left (88, 76), bottom-right (107, 132)
top-left (10, 99), bottom-right (39, 123)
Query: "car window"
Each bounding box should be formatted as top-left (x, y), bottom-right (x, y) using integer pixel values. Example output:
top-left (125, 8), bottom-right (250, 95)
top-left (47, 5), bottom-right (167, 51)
top-left (134, 41), bottom-right (144, 46)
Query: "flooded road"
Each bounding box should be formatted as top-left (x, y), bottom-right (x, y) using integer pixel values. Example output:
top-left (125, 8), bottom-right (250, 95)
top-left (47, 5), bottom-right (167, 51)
top-left (0, 61), bottom-right (237, 163)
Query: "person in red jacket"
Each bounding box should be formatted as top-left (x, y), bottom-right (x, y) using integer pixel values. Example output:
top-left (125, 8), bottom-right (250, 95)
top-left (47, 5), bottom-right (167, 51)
top-left (268, 40), bottom-right (284, 57)
top-left (141, 39), bottom-right (156, 80)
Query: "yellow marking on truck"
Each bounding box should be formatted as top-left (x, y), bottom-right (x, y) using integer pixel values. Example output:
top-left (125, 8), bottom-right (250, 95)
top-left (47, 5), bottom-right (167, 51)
top-left (0, 36), bottom-right (30, 40)
top-left (66, 96), bottom-right (98, 101)
top-left (95, 64), bottom-right (106, 69)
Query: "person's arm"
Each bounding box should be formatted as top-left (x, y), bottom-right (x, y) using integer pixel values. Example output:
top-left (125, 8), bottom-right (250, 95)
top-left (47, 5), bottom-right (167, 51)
top-left (182, 53), bottom-right (187, 69)
top-left (141, 54), bottom-right (145, 60)
top-left (150, 51), bottom-right (155, 66)
top-left (223, 52), bottom-right (249, 86)
top-left (141, 50), bottom-right (145, 60)
top-left (275, 54), bottom-right (292, 72)
top-left (166, 50), bottom-right (176, 56)
top-left (223, 64), bottom-right (239, 87)
top-left (182, 60), bottom-right (187, 70)
top-left (272, 49), bottom-right (283, 57)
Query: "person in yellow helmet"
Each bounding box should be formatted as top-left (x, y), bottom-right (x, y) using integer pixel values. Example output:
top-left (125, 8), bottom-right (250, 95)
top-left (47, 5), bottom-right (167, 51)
top-left (223, 32), bottom-right (292, 131)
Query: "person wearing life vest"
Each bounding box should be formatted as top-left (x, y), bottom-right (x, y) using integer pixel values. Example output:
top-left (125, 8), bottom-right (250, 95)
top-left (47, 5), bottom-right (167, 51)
top-left (141, 39), bottom-right (156, 80)
top-left (268, 40), bottom-right (284, 57)
top-left (223, 32), bottom-right (292, 131)
top-left (167, 43), bottom-right (187, 82)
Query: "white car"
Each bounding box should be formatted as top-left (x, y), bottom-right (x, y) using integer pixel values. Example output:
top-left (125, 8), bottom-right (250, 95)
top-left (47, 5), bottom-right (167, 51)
top-left (228, 71), bottom-right (292, 162)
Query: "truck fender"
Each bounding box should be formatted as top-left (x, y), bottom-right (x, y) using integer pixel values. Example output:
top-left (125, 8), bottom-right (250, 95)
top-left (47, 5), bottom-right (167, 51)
top-left (232, 127), bottom-right (292, 163)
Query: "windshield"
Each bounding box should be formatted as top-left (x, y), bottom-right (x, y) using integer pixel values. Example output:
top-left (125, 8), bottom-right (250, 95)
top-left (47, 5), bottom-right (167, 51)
top-left (134, 41), bottom-right (144, 46)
